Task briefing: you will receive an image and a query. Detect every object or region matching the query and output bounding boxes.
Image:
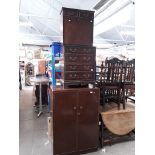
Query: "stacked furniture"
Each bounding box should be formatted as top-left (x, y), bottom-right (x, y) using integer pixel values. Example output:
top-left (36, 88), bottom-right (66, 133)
top-left (60, 7), bottom-right (96, 87)
top-left (50, 7), bottom-right (100, 155)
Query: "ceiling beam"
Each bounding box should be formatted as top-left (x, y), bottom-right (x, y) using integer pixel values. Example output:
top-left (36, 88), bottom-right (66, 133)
top-left (95, 0), bottom-right (132, 26)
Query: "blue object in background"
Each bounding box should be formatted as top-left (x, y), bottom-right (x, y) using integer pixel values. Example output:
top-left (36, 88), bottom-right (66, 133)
top-left (50, 42), bottom-right (62, 88)
top-left (50, 42), bottom-right (62, 57)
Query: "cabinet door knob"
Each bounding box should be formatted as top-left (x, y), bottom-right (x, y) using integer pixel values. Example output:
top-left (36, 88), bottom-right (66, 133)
top-left (73, 106), bottom-right (77, 110)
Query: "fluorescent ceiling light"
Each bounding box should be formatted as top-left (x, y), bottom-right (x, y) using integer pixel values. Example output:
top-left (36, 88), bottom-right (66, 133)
top-left (94, 3), bottom-right (132, 36)
top-left (95, 0), bottom-right (131, 25)
top-left (120, 31), bottom-right (135, 35)
top-left (19, 22), bottom-right (33, 27)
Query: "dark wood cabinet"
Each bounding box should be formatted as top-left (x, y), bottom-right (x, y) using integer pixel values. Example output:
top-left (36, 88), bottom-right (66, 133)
top-left (61, 7), bottom-right (94, 46)
top-left (61, 7), bottom-right (96, 87)
top-left (51, 88), bottom-right (100, 155)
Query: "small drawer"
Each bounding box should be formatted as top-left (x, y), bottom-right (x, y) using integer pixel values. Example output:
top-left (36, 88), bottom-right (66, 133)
top-left (79, 11), bottom-right (94, 19)
top-left (63, 8), bottom-right (78, 17)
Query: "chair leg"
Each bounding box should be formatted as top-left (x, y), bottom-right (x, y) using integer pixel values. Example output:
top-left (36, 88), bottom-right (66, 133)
top-left (123, 87), bottom-right (126, 109)
top-left (118, 89), bottom-right (120, 110)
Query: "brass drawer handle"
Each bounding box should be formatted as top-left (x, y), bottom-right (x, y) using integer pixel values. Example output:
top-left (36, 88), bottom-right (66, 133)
top-left (73, 106), bottom-right (77, 110)
top-left (90, 91), bottom-right (95, 94)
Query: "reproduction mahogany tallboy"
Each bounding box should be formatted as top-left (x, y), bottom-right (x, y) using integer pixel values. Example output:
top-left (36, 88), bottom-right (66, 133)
top-left (60, 7), bottom-right (96, 87)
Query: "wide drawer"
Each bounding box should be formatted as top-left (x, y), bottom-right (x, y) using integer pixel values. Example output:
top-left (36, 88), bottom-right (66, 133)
top-left (64, 72), bottom-right (95, 81)
top-left (62, 7), bottom-right (94, 19)
top-left (63, 46), bottom-right (96, 54)
top-left (64, 53), bottom-right (95, 64)
top-left (65, 64), bottom-right (95, 72)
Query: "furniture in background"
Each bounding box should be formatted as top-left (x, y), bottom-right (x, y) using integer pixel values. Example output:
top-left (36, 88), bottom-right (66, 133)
top-left (122, 59), bottom-right (135, 105)
top-left (30, 76), bottom-right (49, 117)
top-left (38, 60), bottom-right (46, 74)
top-left (96, 58), bottom-right (135, 110)
top-left (25, 62), bottom-right (34, 86)
top-left (96, 58), bottom-right (124, 110)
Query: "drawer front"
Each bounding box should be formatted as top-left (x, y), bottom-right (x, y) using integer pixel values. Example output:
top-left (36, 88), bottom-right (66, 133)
top-left (62, 8), bottom-right (79, 17)
top-left (79, 10), bottom-right (94, 19)
top-left (62, 7), bottom-right (94, 19)
top-left (64, 46), bottom-right (96, 54)
top-left (64, 72), bottom-right (95, 81)
top-left (65, 64), bottom-right (95, 72)
top-left (64, 54), bottom-right (95, 64)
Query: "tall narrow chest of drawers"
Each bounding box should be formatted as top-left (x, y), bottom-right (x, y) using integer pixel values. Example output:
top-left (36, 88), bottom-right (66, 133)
top-left (61, 7), bottom-right (96, 87)
top-left (60, 45), bottom-right (96, 86)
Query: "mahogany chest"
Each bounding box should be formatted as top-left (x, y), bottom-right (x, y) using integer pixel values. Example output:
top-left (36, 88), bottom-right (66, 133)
top-left (60, 45), bottom-right (96, 86)
top-left (61, 7), bottom-right (96, 87)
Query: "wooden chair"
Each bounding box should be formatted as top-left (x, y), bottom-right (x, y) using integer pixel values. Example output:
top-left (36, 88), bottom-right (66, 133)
top-left (122, 59), bottom-right (135, 107)
top-left (97, 58), bottom-right (123, 110)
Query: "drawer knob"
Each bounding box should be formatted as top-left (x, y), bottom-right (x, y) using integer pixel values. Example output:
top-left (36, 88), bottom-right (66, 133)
top-left (79, 106), bottom-right (83, 109)
top-left (73, 106), bottom-right (77, 110)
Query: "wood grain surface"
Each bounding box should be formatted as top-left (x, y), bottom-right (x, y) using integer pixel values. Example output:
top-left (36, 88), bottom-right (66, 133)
top-left (101, 102), bottom-right (135, 135)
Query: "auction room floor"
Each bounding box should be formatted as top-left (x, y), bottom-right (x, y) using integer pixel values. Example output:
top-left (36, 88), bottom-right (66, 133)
top-left (19, 86), bottom-right (135, 155)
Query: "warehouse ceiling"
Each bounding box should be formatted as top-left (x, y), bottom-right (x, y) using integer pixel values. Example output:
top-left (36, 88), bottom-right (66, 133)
top-left (19, 0), bottom-right (135, 48)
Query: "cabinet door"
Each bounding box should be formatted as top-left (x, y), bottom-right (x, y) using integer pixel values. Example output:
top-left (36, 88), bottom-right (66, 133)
top-left (77, 89), bottom-right (99, 151)
top-left (63, 17), bottom-right (93, 46)
top-left (53, 91), bottom-right (78, 155)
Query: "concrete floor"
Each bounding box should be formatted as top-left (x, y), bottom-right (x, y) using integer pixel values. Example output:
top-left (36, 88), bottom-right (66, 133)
top-left (19, 86), bottom-right (135, 155)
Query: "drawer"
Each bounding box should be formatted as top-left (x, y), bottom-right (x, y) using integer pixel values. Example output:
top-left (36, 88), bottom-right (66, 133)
top-left (65, 64), bottom-right (95, 72)
top-left (64, 72), bottom-right (95, 80)
top-left (64, 54), bottom-right (95, 64)
top-left (63, 46), bottom-right (96, 54)
top-left (62, 7), bottom-right (78, 17)
top-left (79, 10), bottom-right (94, 19)
top-left (62, 7), bottom-right (94, 19)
